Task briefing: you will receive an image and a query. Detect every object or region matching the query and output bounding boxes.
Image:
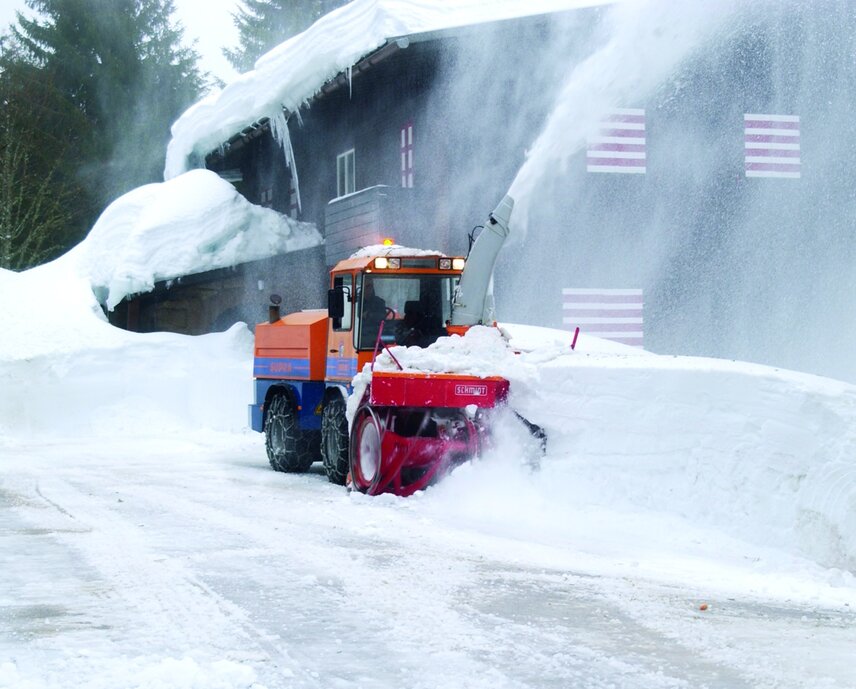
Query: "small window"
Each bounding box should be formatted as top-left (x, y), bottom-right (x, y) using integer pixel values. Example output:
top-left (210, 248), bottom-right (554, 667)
top-left (400, 123), bottom-right (413, 188)
top-left (337, 149), bottom-right (355, 197)
top-left (333, 273), bottom-right (353, 331)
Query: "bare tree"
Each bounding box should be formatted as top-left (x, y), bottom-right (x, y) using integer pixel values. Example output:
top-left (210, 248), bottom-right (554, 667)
top-left (0, 106), bottom-right (72, 270)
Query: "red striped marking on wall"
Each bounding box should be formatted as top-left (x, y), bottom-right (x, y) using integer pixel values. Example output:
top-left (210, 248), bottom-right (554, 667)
top-left (562, 288), bottom-right (643, 348)
top-left (744, 113), bottom-right (801, 179)
top-left (587, 109), bottom-right (646, 175)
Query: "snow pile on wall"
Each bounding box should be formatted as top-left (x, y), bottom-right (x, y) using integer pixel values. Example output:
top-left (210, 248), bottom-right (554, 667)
top-left (72, 169), bottom-right (321, 310)
top-left (164, 0), bottom-right (614, 179)
top-left (368, 326), bottom-right (856, 573)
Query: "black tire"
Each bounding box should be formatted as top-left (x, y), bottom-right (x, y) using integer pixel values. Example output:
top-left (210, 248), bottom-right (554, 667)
top-left (321, 394), bottom-right (349, 485)
top-left (264, 393), bottom-right (317, 473)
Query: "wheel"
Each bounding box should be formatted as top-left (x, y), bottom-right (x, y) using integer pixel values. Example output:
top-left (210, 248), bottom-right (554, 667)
top-left (321, 394), bottom-right (349, 485)
top-left (264, 393), bottom-right (317, 473)
top-left (349, 408), bottom-right (384, 494)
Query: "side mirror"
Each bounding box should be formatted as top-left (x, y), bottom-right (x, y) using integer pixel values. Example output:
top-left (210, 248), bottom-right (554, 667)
top-left (327, 287), bottom-right (345, 320)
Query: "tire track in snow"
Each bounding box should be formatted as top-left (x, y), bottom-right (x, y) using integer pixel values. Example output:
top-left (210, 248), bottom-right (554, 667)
top-left (106, 467), bottom-right (524, 688)
top-left (99, 457), bottom-right (759, 689)
top-left (23, 472), bottom-right (316, 688)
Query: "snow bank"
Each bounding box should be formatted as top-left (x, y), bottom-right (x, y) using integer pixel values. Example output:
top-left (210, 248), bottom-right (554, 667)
top-left (0, 170), bottom-right (319, 439)
top-left (164, 0), bottom-right (615, 179)
top-left (0, 322), bottom-right (253, 439)
top-left (367, 326), bottom-right (856, 573)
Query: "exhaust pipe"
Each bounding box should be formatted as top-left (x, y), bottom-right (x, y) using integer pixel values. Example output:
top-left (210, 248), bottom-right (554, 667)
top-left (269, 294), bottom-right (282, 323)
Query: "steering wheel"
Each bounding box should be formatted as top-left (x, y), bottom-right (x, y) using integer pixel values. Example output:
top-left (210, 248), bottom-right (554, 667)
top-left (384, 307), bottom-right (396, 320)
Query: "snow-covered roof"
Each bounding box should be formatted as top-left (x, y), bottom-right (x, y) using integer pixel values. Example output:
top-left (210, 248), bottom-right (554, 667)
top-left (164, 0), bottom-right (615, 180)
top-left (349, 244), bottom-right (444, 259)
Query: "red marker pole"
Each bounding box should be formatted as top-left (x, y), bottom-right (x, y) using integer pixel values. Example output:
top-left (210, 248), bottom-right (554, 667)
top-left (571, 326), bottom-right (580, 351)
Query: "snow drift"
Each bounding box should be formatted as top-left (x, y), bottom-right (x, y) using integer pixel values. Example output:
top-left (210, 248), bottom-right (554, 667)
top-left (364, 326), bottom-right (856, 573)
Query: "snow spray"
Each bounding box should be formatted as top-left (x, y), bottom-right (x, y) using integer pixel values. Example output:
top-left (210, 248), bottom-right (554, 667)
top-left (507, 0), bottom-right (743, 240)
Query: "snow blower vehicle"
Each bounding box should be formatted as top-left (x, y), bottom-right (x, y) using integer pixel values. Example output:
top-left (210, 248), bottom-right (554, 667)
top-left (249, 195), bottom-right (533, 495)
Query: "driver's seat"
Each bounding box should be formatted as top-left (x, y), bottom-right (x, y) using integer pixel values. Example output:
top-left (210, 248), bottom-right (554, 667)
top-left (396, 301), bottom-right (425, 346)
top-left (403, 301), bottom-right (423, 327)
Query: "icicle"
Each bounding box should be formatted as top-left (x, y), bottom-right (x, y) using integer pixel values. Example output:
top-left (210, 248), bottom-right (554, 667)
top-left (347, 66), bottom-right (352, 99)
top-left (270, 110), bottom-right (302, 215)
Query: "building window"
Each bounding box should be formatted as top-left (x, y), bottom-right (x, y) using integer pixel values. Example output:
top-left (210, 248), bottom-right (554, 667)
top-left (400, 123), bottom-right (413, 188)
top-left (260, 187), bottom-right (273, 207)
top-left (337, 149), bottom-right (355, 197)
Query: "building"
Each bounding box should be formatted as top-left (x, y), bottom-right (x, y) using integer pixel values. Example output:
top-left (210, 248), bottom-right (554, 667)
top-left (128, 1), bottom-right (856, 383)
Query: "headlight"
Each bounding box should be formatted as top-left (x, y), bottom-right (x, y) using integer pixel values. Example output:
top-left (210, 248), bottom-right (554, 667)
top-left (452, 257), bottom-right (466, 270)
top-left (439, 258), bottom-right (452, 270)
top-left (373, 257), bottom-right (400, 270)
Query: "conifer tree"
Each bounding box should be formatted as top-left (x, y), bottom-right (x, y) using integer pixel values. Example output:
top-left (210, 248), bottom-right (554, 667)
top-left (0, 35), bottom-right (90, 269)
top-left (1, 0), bottom-right (207, 268)
top-left (224, 0), bottom-right (347, 73)
top-left (13, 0), bottom-right (206, 206)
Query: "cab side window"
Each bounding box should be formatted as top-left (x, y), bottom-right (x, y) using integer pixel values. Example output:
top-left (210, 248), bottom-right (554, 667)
top-left (333, 274), bottom-right (353, 331)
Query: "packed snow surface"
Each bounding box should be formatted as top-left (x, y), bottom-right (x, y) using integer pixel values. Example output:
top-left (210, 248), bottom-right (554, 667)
top-left (164, 0), bottom-right (616, 179)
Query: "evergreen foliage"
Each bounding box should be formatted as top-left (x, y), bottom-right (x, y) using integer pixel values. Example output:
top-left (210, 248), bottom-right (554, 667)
top-left (0, 35), bottom-right (90, 269)
top-left (0, 0), bottom-right (206, 270)
top-left (224, 0), bottom-right (347, 73)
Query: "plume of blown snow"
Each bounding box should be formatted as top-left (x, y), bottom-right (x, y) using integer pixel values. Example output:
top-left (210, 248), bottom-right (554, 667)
top-left (509, 0), bottom-right (742, 238)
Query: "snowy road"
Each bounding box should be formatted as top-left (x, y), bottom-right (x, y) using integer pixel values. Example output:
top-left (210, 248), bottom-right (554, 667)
top-left (2, 434), bottom-right (854, 689)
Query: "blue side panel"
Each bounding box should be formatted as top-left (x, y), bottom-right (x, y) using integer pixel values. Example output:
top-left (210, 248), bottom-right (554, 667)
top-left (249, 403), bottom-right (263, 432)
top-left (249, 379), bottom-right (326, 433)
top-left (297, 382), bottom-right (325, 430)
top-left (325, 357), bottom-right (358, 379)
top-left (254, 357), bottom-right (311, 379)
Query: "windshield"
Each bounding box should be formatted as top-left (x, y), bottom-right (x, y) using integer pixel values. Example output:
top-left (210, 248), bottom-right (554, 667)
top-left (356, 274), bottom-right (458, 350)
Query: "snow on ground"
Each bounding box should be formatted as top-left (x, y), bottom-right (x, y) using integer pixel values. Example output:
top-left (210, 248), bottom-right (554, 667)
top-left (360, 325), bottom-right (856, 577)
top-left (164, 0), bottom-right (616, 179)
top-left (3, 155), bottom-right (856, 687)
